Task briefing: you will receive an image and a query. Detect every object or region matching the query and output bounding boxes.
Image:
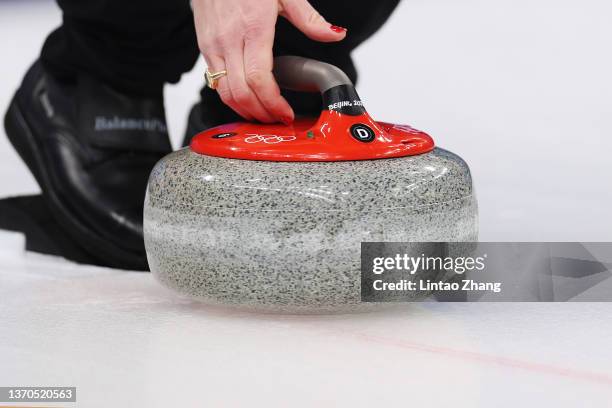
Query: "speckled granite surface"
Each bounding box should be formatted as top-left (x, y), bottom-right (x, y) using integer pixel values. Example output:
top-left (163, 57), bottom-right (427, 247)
top-left (144, 147), bottom-right (478, 312)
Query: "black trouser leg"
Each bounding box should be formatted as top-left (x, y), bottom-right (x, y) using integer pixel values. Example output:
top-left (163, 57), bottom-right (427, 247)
top-left (41, 0), bottom-right (399, 104)
top-left (40, 0), bottom-right (199, 97)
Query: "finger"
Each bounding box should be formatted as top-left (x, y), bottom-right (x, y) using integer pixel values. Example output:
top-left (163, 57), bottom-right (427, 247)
top-left (244, 34), bottom-right (294, 124)
top-left (225, 46), bottom-right (276, 123)
top-left (205, 53), bottom-right (254, 121)
top-left (279, 0), bottom-right (347, 42)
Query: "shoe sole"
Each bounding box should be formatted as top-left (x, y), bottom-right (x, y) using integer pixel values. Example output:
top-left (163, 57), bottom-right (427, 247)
top-left (4, 96), bottom-right (148, 270)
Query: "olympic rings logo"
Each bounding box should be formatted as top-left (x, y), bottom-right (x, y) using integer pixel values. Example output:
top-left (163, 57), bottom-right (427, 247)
top-left (244, 134), bottom-right (296, 144)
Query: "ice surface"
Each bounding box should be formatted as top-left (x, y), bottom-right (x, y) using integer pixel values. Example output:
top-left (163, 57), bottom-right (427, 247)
top-left (0, 230), bottom-right (25, 255)
top-left (1, 253), bottom-right (612, 406)
top-left (1, 1), bottom-right (611, 406)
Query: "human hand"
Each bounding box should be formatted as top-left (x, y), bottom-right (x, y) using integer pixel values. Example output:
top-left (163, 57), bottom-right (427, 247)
top-left (192, 0), bottom-right (347, 124)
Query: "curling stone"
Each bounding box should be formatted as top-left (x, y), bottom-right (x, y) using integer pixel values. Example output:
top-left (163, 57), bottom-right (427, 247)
top-left (144, 56), bottom-right (477, 313)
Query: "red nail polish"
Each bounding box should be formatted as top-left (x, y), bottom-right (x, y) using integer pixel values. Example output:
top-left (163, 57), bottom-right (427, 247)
top-left (330, 25), bottom-right (347, 33)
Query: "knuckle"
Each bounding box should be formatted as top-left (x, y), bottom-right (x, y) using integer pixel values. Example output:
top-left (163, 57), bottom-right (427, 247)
top-left (258, 87), bottom-right (282, 107)
top-left (217, 87), bottom-right (233, 104)
top-left (246, 70), bottom-right (266, 88)
top-left (259, 94), bottom-right (280, 110)
top-left (216, 26), bottom-right (242, 48)
top-left (216, 35), bottom-right (233, 50)
top-left (307, 10), bottom-right (324, 26)
top-left (197, 38), bottom-right (211, 53)
top-left (197, 28), bottom-right (218, 51)
top-left (244, 22), bottom-right (265, 39)
top-left (232, 88), bottom-right (251, 105)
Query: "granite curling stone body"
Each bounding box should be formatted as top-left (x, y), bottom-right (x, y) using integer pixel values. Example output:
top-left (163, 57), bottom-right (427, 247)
top-left (144, 56), bottom-right (478, 313)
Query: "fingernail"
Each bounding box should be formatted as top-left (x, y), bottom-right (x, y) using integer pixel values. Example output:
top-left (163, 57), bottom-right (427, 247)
top-left (281, 116), bottom-right (294, 126)
top-left (330, 25), bottom-right (347, 33)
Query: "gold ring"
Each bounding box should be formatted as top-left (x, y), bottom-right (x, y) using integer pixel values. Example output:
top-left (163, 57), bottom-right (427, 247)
top-left (205, 68), bottom-right (227, 90)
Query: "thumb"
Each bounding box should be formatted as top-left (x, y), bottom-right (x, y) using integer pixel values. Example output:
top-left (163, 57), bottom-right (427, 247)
top-left (279, 0), bottom-right (347, 42)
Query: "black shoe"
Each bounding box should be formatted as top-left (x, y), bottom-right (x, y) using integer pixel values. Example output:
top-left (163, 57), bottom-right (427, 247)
top-left (0, 195), bottom-right (103, 266)
top-left (4, 61), bottom-right (172, 270)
